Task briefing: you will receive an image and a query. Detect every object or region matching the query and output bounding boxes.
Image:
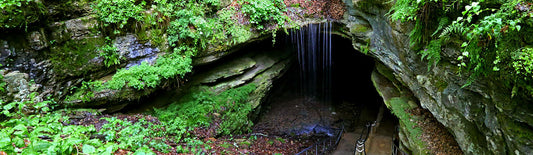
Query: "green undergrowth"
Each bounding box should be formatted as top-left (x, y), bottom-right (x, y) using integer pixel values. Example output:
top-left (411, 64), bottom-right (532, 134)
top-left (1, 84), bottom-right (256, 154)
top-left (0, 0), bottom-right (46, 29)
top-left (0, 109), bottom-right (157, 154)
top-left (62, 0), bottom-right (290, 98)
top-left (241, 0), bottom-right (290, 30)
top-left (66, 0), bottom-right (291, 102)
top-left (390, 0), bottom-right (533, 97)
top-left (154, 83), bottom-right (257, 137)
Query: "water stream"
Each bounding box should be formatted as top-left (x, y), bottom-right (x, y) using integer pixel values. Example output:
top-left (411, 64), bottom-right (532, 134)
top-left (255, 22), bottom-right (394, 143)
top-left (290, 22), bottom-right (333, 104)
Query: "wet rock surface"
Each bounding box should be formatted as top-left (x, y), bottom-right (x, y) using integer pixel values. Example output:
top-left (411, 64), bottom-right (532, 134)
top-left (253, 95), bottom-right (336, 136)
top-left (0, 0), bottom-right (531, 154)
top-left (343, 0), bottom-right (533, 154)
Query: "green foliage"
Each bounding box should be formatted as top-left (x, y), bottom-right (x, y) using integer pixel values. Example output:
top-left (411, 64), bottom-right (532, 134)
top-left (216, 84), bottom-right (257, 135)
top-left (420, 39), bottom-right (442, 70)
top-left (160, 0), bottom-right (254, 53)
top-left (92, 0), bottom-right (147, 28)
top-left (98, 117), bottom-right (169, 152)
top-left (106, 51), bottom-right (192, 90)
top-left (81, 0), bottom-right (262, 92)
top-left (0, 107), bottom-right (165, 154)
top-left (70, 0), bottom-right (292, 97)
top-left (218, 7), bottom-right (254, 45)
top-left (0, 0), bottom-right (46, 29)
top-left (360, 41), bottom-right (371, 55)
top-left (98, 37), bottom-right (122, 67)
top-left (1, 92), bottom-right (54, 119)
top-left (390, 0), bottom-right (454, 48)
top-left (392, 0), bottom-right (533, 93)
top-left (65, 80), bottom-right (103, 103)
top-left (388, 0), bottom-right (425, 22)
top-left (512, 47), bottom-right (533, 77)
top-left (154, 84), bottom-right (256, 141)
top-left (443, 0), bottom-right (532, 86)
top-left (241, 0), bottom-right (290, 30)
top-left (1, 84), bottom-right (257, 153)
top-left (0, 111), bottom-right (111, 154)
top-left (438, 20), bottom-right (466, 40)
top-left (432, 17), bottom-right (450, 36)
top-left (0, 69), bottom-right (5, 93)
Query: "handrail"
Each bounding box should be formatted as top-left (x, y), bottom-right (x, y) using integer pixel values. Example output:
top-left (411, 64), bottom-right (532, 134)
top-left (354, 121), bottom-right (376, 155)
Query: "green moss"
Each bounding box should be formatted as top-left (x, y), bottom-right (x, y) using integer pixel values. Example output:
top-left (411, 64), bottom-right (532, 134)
top-left (0, 0), bottom-right (46, 29)
top-left (48, 38), bottom-right (105, 78)
top-left (387, 97), bottom-right (429, 154)
top-left (350, 24), bottom-right (370, 34)
top-left (502, 117), bottom-right (533, 140)
top-left (435, 79), bottom-right (448, 92)
top-left (148, 29), bottom-right (165, 47)
top-left (375, 63), bottom-right (397, 85)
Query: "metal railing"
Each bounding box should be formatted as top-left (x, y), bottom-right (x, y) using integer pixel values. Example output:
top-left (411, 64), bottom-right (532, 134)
top-left (296, 123), bottom-right (345, 155)
top-left (353, 121), bottom-right (376, 155)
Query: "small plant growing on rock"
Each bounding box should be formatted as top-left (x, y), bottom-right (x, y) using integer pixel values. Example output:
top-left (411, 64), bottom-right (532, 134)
top-left (98, 37), bottom-right (122, 67)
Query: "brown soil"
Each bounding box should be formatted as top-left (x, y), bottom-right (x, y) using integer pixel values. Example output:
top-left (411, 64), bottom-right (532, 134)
top-left (410, 107), bottom-right (464, 155)
top-left (284, 0), bottom-right (346, 20)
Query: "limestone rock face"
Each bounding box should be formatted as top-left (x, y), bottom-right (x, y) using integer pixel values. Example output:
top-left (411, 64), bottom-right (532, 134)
top-left (0, 0), bottom-right (531, 154)
top-left (1, 71), bottom-right (44, 104)
top-left (189, 45), bottom-right (293, 111)
top-left (342, 0), bottom-right (533, 154)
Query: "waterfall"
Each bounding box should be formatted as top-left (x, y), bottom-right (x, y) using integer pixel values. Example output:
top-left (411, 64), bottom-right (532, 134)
top-left (290, 22), bottom-right (333, 104)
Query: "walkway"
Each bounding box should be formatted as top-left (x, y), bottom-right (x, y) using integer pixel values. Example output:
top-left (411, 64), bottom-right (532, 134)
top-left (332, 103), bottom-right (396, 155)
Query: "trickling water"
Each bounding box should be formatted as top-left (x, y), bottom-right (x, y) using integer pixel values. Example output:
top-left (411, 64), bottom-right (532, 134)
top-left (290, 22), bottom-right (333, 104)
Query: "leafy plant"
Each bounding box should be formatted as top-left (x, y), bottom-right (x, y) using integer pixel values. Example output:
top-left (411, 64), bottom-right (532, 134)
top-left (0, 0), bottom-right (46, 29)
top-left (92, 0), bottom-right (147, 28)
top-left (391, 0), bottom-right (533, 93)
top-left (154, 84), bottom-right (257, 141)
top-left (420, 39), bottom-right (442, 70)
top-left (241, 0), bottom-right (291, 30)
top-left (1, 92), bottom-right (54, 119)
top-left (105, 50), bottom-right (192, 90)
top-left (98, 37), bottom-right (122, 67)
top-left (512, 47), bottom-right (533, 77)
top-left (438, 20), bottom-right (466, 41)
top-left (0, 67), bottom-right (5, 93)
top-left (0, 111), bottom-right (105, 154)
top-left (98, 117), bottom-right (169, 152)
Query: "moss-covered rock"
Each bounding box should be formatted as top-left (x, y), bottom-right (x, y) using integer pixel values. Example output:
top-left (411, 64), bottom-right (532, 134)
top-left (346, 0), bottom-right (533, 154)
top-left (0, 0), bottom-right (46, 29)
top-left (48, 38), bottom-right (104, 78)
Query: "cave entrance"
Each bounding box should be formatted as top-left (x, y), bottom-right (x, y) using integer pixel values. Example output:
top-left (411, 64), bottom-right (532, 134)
top-left (253, 23), bottom-right (398, 154)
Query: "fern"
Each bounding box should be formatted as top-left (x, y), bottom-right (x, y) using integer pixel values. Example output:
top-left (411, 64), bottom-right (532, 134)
top-left (431, 17), bottom-right (450, 37)
top-left (409, 20), bottom-right (423, 48)
top-left (439, 21), bottom-right (466, 41)
top-left (420, 39), bottom-right (442, 70)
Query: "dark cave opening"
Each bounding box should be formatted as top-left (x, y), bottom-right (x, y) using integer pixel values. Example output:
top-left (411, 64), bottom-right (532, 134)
top-left (254, 27), bottom-right (397, 140)
top-left (116, 23), bottom-right (400, 153)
